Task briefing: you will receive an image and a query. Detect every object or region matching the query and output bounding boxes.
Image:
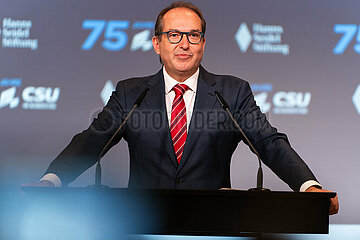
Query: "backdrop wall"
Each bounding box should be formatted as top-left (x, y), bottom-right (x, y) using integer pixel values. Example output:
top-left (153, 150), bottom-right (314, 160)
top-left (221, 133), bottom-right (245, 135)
top-left (1, 0), bottom-right (359, 226)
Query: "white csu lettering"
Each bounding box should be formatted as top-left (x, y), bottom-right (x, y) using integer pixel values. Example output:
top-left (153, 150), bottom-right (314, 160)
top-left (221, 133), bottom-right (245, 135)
top-left (273, 92), bottom-right (311, 108)
top-left (22, 87), bottom-right (60, 102)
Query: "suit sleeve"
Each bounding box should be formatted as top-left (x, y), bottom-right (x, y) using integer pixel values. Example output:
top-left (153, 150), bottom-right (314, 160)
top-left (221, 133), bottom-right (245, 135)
top-left (233, 81), bottom-right (318, 191)
top-left (44, 82), bottom-right (127, 186)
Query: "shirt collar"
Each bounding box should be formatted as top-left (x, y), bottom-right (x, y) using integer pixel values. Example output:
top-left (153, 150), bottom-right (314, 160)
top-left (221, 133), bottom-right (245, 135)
top-left (163, 66), bottom-right (199, 95)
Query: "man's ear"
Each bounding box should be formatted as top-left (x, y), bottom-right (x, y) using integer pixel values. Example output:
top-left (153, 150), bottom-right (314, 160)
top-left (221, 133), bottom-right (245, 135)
top-left (202, 37), bottom-right (206, 52)
top-left (152, 36), bottom-right (160, 55)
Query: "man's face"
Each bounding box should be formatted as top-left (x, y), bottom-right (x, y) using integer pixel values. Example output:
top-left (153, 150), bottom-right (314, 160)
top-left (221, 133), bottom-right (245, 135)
top-left (152, 7), bottom-right (206, 81)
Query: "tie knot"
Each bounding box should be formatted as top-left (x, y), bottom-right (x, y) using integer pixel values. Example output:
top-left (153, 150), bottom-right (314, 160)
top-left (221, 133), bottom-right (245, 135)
top-left (173, 84), bottom-right (189, 96)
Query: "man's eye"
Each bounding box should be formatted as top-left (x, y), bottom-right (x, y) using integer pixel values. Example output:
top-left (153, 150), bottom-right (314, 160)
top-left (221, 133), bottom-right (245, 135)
top-left (190, 33), bottom-right (200, 37)
top-left (169, 32), bottom-right (180, 37)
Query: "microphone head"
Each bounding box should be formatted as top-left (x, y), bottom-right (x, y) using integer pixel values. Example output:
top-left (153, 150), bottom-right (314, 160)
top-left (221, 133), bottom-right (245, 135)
top-left (215, 91), bottom-right (229, 110)
top-left (135, 87), bottom-right (150, 107)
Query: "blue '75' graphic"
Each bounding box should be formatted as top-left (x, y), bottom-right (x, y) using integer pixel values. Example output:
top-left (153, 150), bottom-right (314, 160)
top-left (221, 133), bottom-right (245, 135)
top-left (333, 24), bottom-right (360, 54)
top-left (82, 20), bottom-right (130, 51)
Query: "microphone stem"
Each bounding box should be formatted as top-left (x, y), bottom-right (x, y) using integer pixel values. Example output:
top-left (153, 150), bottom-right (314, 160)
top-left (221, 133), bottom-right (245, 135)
top-left (224, 108), bottom-right (264, 190)
top-left (95, 103), bottom-right (138, 186)
top-left (89, 87), bottom-right (149, 188)
top-left (95, 162), bottom-right (102, 186)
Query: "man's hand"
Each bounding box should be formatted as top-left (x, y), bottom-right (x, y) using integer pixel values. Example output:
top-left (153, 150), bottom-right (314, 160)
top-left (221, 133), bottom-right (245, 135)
top-left (22, 180), bottom-right (55, 188)
top-left (305, 186), bottom-right (339, 215)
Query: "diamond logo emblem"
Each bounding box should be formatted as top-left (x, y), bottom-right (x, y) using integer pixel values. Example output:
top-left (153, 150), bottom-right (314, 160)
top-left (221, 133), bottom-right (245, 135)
top-left (352, 84), bottom-right (360, 114)
top-left (100, 80), bottom-right (115, 105)
top-left (235, 23), bottom-right (252, 52)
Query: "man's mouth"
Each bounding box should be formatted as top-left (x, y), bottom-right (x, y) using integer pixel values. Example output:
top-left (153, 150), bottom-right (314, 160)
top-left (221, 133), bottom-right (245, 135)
top-left (175, 54), bottom-right (192, 59)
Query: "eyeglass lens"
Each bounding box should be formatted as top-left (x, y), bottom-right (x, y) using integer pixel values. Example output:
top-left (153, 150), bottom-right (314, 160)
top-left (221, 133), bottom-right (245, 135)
top-left (167, 31), bottom-right (202, 44)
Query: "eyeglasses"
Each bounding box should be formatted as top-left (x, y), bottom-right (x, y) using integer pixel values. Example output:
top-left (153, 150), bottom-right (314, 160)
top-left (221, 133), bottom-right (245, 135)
top-left (158, 30), bottom-right (204, 44)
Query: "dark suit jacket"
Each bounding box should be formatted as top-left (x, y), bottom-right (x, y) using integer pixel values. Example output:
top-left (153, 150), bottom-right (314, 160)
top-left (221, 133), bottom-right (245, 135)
top-left (45, 66), bottom-right (317, 190)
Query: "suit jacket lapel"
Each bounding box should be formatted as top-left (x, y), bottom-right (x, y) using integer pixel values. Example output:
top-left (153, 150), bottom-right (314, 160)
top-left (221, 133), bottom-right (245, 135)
top-left (177, 66), bottom-right (219, 174)
top-left (144, 69), bottom-right (178, 168)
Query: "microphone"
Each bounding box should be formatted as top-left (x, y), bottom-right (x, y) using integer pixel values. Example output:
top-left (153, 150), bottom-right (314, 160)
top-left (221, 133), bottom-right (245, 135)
top-left (88, 87), bottom-right (150, 188)
top-left (215, 91), bottom-right (270, 192)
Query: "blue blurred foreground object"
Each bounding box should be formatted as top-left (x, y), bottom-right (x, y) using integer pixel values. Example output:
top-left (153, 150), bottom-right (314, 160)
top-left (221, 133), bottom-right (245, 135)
top-left (15, 187), bottom-right (335, 240)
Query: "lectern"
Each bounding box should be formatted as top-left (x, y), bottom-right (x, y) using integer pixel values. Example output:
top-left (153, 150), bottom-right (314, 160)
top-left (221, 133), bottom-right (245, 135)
top-left (21, 187), bottom-right (334, 238)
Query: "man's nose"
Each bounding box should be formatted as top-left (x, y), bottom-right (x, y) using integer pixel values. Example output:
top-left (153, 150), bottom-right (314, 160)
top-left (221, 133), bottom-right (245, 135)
top-left (178, 34), bottom-right (190, 49)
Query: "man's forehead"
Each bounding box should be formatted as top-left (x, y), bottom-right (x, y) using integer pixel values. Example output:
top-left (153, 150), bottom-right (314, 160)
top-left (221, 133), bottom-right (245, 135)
top-left (164, 7), bottom-right (198, 17)
top-left (162, 7), bottom-right (202, 30)
top-left (166, 27), bottom-right (201, 32)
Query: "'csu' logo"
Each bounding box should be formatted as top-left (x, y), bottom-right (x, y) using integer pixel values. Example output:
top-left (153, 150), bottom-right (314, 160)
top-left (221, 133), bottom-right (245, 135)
top-left (252, 84), bottom-right (311, 115)
top-left (333, 24), bottom-right (360, 54)
top-left (273, 92), bottom-right (311, 108)
top-left (272, 92), bottom-right (311, 115)
top-left (81, 20), bottom-right (154, 52)
top-left (0, 81), bottom-right (60, 110)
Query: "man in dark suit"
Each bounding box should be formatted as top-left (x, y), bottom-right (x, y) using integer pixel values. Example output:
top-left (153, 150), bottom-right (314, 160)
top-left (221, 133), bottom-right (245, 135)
top-left (36, 1), bottom-right (338, 214)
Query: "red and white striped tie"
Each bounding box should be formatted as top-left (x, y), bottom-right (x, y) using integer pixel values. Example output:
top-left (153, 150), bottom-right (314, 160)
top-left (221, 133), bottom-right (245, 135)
top-left (170, 84), bottom-right (189, 164)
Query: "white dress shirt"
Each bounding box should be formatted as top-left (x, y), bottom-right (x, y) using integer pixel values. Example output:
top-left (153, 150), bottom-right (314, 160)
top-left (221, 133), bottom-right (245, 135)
top-left (163, 66), bottom-right (198, 129)
top-left (41, 66), bottom-right (321, 191)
